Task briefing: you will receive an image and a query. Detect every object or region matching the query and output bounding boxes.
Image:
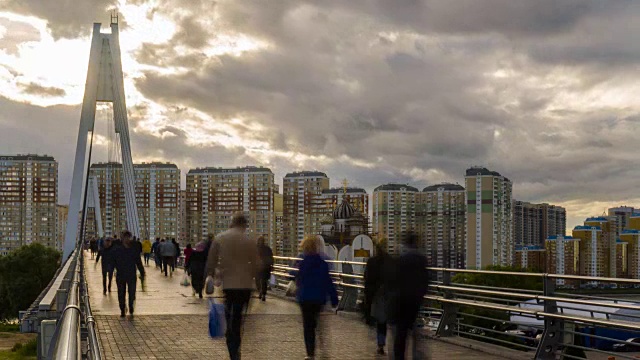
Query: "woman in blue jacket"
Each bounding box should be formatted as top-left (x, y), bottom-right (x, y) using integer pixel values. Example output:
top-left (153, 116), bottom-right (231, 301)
top-left (296, 235), bottom-right (338, 360)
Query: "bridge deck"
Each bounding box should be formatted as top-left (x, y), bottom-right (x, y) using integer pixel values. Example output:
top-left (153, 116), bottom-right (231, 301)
top-left (86, 252), bottom-right (507, 359)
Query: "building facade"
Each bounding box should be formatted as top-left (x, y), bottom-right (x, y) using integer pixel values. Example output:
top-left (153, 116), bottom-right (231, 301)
top-left (608, 206), bottom-right (635, 239)
top-left (274, 192), bottom-right (283, 255)
top-left (465, 167), bottom-right (513, 269)
top-left (545, 235), bottom-right (580, 285)
top-left (56, 204), bottom-right (69, 253)
top-left (419, 183), bottom-right (466, 269)
top-left (177, 190), bottom-right (187, 244)
top-left (282, 171), bottom-right (329, 256)
top-left (88, 162), bottom-right (180, 241)
top-left (513, 201), bottom-right (566, 247)
top-left (0, 154), bottom-right (58, 255)
top-left (320, 187), bottom-right (368, 217)
top-left (514, 245), bottom-right (546, 271)
top-left (372, 184), bottom-right (419, 255)
top-left (186, 166), bottom-right (275, 244)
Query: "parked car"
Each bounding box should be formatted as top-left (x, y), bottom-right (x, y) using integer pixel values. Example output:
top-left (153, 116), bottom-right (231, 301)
top-left (613, 338), bottom-right (640, 352)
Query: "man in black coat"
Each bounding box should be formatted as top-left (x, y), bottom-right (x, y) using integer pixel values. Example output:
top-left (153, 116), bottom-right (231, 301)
top-left (390, 233), bottom-right (428, 359)
top-left (256, 236), bottom-right (274, 301)
top-left (96, 237), bottom-right (115, 295)
top-left (113, 231), bottom-right (145, 318)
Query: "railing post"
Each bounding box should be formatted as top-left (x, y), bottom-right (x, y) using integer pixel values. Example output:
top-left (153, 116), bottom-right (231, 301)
top-left (535, 274), bottom-right (562, 360)
top-left (436, 270), bottom-right (458, 337)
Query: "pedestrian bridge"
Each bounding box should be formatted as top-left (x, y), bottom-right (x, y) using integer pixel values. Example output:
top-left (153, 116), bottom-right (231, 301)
top-left (22, 248), bottom-right (640, 360)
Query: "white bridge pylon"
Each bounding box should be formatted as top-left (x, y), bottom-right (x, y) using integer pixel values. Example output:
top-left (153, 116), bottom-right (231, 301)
top-left (63, 19), bottom-right (140, 259)
top-left (86, 176), bottom-right (104, 239)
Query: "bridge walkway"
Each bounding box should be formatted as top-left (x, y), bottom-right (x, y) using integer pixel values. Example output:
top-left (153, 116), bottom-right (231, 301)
top-left (85, 251), bottom-right (507, 359)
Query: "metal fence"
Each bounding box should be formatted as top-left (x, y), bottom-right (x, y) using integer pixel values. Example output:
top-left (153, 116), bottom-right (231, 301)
top-left (273, 255), bottom-right (640, 360)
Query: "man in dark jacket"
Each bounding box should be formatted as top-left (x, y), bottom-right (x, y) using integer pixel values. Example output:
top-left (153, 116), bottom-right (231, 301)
top-left (96, 237), bottom-right (115, 295)
top-left (113, 231), bottom-right (145, 318)
top-left (256, 236), bottom-right (274, 301)
top-left (364, 238), bottom-right (394, 355)
top-left (390, 233), bottom-right (428, 359)
top-left (172, 239), bottom-right (180, 271)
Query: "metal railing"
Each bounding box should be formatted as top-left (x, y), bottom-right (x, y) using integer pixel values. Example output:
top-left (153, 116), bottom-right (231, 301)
top-left (273, 255), bottom-right (640, 359)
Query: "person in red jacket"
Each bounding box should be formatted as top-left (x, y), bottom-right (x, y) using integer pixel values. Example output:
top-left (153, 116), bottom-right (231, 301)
top-left (183, 243), bottom-right (193, 268)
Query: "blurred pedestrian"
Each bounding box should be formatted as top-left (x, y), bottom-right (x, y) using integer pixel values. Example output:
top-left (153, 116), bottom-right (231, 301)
top-left (89, 238), bottom-right (97, 259)
top-left (160, 238), bottom-right (176, 277)
top-left (256, 236), bottom-right (274, 301)
top-left (142, 238), bottom-right (152, 266)
top-left (364, 237), bottom-right (394, 355)
top-left (206, 212), bottom-right (258, 360)
top-left (172, 239), bottom-right (180, 270)
top-left (296, 235), bottom-right (338, 360)
top-left (187, 241), bottom-right (207, 298)
top-left (184, 243), bottom-right (193, 267)
top-left (96, 237), bottom-right (115, 295)
top-left (112, 231), bottom-right (145, 318)
top-left (390, 233), bottom-right (428, 359)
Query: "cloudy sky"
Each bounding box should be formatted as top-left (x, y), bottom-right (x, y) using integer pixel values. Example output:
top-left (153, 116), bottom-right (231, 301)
top-left (1, 0), bottom-right (639, 231)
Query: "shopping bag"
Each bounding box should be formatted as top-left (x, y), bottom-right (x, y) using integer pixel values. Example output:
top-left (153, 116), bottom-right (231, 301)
top-left (205, 275), bottom-right (215, 295)
top-left (269, 274), bottom-right (277, 288)
top-left (285, 280), bottom-right (297, 297)
top-left (181, 273), bottom-right (191, 287)
top-left (208, 300), bottom-right (226, 338)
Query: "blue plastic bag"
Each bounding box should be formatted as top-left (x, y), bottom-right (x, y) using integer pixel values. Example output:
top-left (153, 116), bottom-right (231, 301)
top-left (209, 300), bottom-right (226, 338)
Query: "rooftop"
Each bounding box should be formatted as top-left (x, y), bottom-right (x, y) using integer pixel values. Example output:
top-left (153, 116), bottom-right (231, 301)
top-left (322, 187), bottom-right (367, 194)
top-left (547, 235), bottom-right (577, 240)
top-left (0, 154), bottom-right (55, 161)
top-left (91, 162), bottom-right (178, 169)
top-left (374, 183), bottom-right (419, 192)
top-left (585, 216), bottom-right (609, 222)
top-left (423, 183), bottom-right (464, 192)
top-left (189, 166), bottom-right (272, 174)
top-left (284, 170), bottom-right (328, 178)
top-left (574, 225), bottom-right (601, 231)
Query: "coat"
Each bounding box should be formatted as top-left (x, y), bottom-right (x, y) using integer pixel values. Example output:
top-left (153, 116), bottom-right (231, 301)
top-left (257, 244), bottom-right (274, 279)
top-left (206, 228), bottom-right (258, 290)
top-left (364, 253), bottom-right (393, 323)
top-left (141, 240), bottom-right (152, 254)
top-left (160, 241), bottom-right (176, 257)
top-left (112, 243), bottom-right (145, 281)
top-left (296, 254), bottom-right (338, 306)
top-left (96, 245), bottom-right (115, 272)
top-left (188, 250), bottom-right (207, 292)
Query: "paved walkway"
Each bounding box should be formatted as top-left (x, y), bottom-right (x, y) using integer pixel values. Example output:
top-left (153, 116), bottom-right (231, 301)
top-left (86, 251), bottom-right (505, 359)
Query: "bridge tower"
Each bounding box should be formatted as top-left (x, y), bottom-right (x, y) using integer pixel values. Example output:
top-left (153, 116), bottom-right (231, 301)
top-left (63, 17), bottom-right (140, 259)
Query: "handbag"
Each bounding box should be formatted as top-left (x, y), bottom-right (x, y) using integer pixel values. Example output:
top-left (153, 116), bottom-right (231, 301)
top-left (205, 275), bottom-right (215, 295)
top-left (208, 300), bottom-right (226, 338)
top-left (181, 272), bottom-right (191, 287)
top-left (285, 280), bottom-right (297, 297)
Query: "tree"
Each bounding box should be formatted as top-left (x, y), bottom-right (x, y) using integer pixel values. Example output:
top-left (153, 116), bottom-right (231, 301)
top-left (0, 244), bottom-right (61, 320)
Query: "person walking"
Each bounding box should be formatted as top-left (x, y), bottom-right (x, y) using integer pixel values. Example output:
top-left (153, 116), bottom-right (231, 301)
top-left (172, 239), bottom-right (180, 271)
top-left (364, 238), bottom-right (394, 356)
top-left (96, 237), bottom-right (115, 295)
top-left (89, 238), bottom-right (97, 259)
top-left (141, 238), bottom-right (152, 266)
top-left (184, 243), bottom-right (193, 269)
top-left (256, 236), bottom-right (274, 301)
top-left (160, 238), bottom-right (176, 277)
top-left (296, 235), bottom-right (339, 360)
top-left (187, 242), bottom-right (207, 298)
top-left (390, 233), bottom-right (428, 359)
top-left (112, 231), bottom-right (145, 318)
top-left (206, 212), bottom-right (258, 360)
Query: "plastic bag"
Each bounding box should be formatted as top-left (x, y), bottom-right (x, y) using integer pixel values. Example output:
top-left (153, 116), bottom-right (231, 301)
top-left (285, 280), bottom-right (297, 297)
top-left (208, 300), bottom-right (226, 338)
top-left (181, 273), bottom-right (191, 287)
top-left (269, 274), bottom-right (277, 288)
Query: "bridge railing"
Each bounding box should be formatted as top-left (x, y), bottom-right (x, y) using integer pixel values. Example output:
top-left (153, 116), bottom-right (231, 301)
top-left (273, 256), bottom-right (640, 360)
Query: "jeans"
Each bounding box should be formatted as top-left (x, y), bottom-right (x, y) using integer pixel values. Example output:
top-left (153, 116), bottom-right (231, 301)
top-left (300, 302), bottom-right (323, 357)
top-left (163, 256), bottom-right (174, 276)
top-left (116, 276), bottom-right (137, 314)
top-left (102, 268), bottom-right (114, 293)
top-left (377, 322), bottom-right (387, 346)
top-left (224, 289), bottom-right (252, 360)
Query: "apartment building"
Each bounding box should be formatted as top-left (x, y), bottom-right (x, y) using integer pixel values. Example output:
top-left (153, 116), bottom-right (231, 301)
top-left (178, 190), bottom-right (187, 244)
top-left (372, 184), bottom-right (418, 255)
top-left (513, 201), bottom-right (566, 247)
top-left (0, 154), bottom-right (58, 255)
top-left (88, 162), bottom-right (180, 240)
top-left (465, 167), bottom-right (513, 269)
top-left (56, 204), bottom-right (68, 253)
top-left (186, 166), bottom-right (275, 244)
top-left (514, 245), bottom-right (546, 271)
top-left (282, 171), bottom-right (329, 256)
top-left (274, 192), bottom-right (283, 255)
top-left (418, 183), bottom-right (466, 269)
top-left (320, 187), bottom-right (368, 217)
top-left (545, 235), bottom-right (580, 285)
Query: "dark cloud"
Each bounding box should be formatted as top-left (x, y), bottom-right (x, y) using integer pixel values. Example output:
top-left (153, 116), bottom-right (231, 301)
top-left (19, 82), bottom-right (66, 97)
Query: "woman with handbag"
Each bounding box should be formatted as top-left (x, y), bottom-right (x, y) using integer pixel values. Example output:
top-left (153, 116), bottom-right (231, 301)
top-left (364, 238), bottom-right (394, 356)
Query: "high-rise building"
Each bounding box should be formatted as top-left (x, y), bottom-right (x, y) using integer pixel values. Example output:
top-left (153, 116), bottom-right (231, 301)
top-left (545, 235), bottom-right (580, 285)
top-left (608, 206), bottom-right (635, 239)
top-left (88, 162), bottom-right (180, 240)
top-left (282, 171), bottom-right (329, 256)
top-left (514, 245), bottom-right (546, 271)
top-left (0, 154), bottom-right (58, 255)
top-left (418, 183), bottom-right (466, 269)
top-left (572, 217), bottom-right (616, 278)
top-left (186, 166), bottom-right (275, 244)
top-left (372, 184), bottom-right (419, 255)
top-left (274, 192), bottom-right (283, 255)
top-left (465, 167), bottom-right (513, 269)
top-left (620, 229), bottom-right (640, 279)
top-left (513, 201), bottom-right (566, 247)
top-left (56, 204), bottom-right (69, 253)
top-left (177, 190), bottom-right (187, 245)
